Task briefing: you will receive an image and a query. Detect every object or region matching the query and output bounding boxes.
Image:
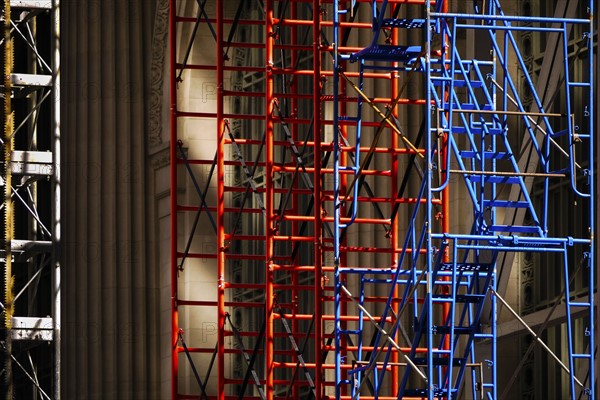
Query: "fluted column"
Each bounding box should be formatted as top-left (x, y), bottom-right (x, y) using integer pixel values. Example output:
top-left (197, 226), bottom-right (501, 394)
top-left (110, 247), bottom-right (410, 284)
top-left (62, 1), bottom-right (161, 398)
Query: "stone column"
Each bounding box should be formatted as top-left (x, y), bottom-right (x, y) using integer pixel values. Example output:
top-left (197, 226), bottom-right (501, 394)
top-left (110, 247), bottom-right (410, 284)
top-left (61, 1), bottom-right (162, 398)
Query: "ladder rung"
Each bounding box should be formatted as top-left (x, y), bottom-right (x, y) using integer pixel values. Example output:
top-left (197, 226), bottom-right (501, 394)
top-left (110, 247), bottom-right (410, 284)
top-left (460, 150), bottom-right (512, 160)
top-left (446, 103), bottom-right (493, 111)
top-left (433, 79), bottom-right (484, 88)
top-left (338, 329), bottom-right (361, 335)
top-left (567, 81), bottom-right (590, 88)
top-left (487, 225), bottom-right (541, 234)
top-left (572, 353), bottom-right (592, 359)
top-left (452, 126), bottom-right (504, 135)
top-left (568, 302), bottom-right (591, 307)
top-left (466, 175), bottom-right (521, 184)
top-left (483, 200), bottom-right (530, 208)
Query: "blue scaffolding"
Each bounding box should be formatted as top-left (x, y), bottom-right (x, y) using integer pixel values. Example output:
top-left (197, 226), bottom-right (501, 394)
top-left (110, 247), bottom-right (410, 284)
top-left (331, 0), bottom-right (594, 398)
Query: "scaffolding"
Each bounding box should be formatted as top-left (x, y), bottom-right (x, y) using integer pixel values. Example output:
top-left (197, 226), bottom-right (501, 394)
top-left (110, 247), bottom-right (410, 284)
top-left (170, 0), bottom-right (594, 399)
top-left (1, 0), bottom-right (60, 399)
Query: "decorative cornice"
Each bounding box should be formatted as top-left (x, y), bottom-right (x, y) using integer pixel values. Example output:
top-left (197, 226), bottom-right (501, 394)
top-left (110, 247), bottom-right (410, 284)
top-left (148, 0), bottom-right (169, 151)
top-left (150, 145), bottom-right (170, 170)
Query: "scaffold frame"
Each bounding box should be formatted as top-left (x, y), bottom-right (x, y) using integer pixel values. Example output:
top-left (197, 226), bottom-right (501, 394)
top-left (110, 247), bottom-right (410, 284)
top-left (2, 0), bottom-right (60, 399)
top-left (170, 1), bottom-right (595, 399)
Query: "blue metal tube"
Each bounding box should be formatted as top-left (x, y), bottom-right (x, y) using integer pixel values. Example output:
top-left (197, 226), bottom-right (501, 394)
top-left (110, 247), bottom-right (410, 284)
top-left (432, 232), bottom-right (590, 245)
top-left (431, 12), bottom-right (589, 25)
top-left (562, 21), bottom-right (591, 198)
top-left (339, 61), bottom-right (364, 230)
top-left (355, 275), bottom-right (366, 399)
top-left (455, 24), bottom-right (565, 32)
top-left (585, 1), bottom-right (595, 396)
top-left (491, 271), bottom-right (497, 400)
top-left (445, 241), bottom-right (458, 398)
top-left (489, 5), bottom-right (498, 395)
top-left (562, 245), bottom-right (577, 399)
top-left (425, 2), bottom-right (434, 398)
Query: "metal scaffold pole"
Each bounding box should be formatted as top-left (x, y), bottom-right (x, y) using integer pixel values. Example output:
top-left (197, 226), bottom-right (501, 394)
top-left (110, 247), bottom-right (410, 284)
top-left (52, 1), bottom-right (61, 397)
top-left (3, 0), bottom-right (15, 395)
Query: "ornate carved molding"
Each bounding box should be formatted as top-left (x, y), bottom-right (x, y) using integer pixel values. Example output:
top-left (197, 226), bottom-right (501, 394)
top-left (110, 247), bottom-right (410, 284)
top-left (150, 145), bottom-right (170, 170)
top-left (148, 0), bottom-right (169, 151)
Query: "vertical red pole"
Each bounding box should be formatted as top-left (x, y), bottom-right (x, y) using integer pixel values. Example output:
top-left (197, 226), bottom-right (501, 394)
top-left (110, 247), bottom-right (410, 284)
top-left (216, 1), bottom-right (226, 399)
top-left (290, 3), bottom-right (300, 397)
top-left (169, 0), bottom-right (178, 398)
top-left (265, 1), bottom-right (275, 398)
top-left (312, 1), bottom-right (323, 397)
top-left (390, 17), bottom-right (400, 394)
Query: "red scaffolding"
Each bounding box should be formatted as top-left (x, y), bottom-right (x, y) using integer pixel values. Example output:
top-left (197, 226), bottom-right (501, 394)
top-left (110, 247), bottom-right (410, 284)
top-left (170, 1), bottom-right (445, 398)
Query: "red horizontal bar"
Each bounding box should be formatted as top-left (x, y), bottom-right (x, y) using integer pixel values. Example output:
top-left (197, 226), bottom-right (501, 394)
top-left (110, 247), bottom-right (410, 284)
top-left (177, 205), bottom-right (264, 214)
top-left (225, 283), bottom-right (313, 290)
top-left (223, 90), bottom-right (313, 100)
top-left (323, 216), bottom-right (392, 224)
top-left (318, 142), bottom-right (426, 154)
top-left (273, 235), bottom-right (316, 242)
top-left (273, 18), bottom-right (372, 29)
top-left (177, 111), bottom-right (265, 121)
top-left (223, 378), bottom-right (315, 386)
top-left (223, 138), bottom-right (302, 147)
top-left (223, 186), bottom-right (313, 195)
top-left (321, 295), bottom-right (406, 303)
top-left (272, 264), bottom-right (327, 272)
top-left (322, 247), bottom-right (428, 254)
top-left (272, 362), bottom-right (362, 370)
top-left (322, 345), bottom-right (430, 354)
top-left (321, 196), bottom-right (442, 204)
top-left (275, 313), bottom-right (392, 322)
top-left (225, 234), bottom-right (331, 242)
top-left (273, 165), bottom-right (392, 176)
top-left (320, 95), bottom-right (429, 105)
top-left (174, 63), bottom-right (410, 80)
top-left (176, 346), bottom-right (255, 355)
